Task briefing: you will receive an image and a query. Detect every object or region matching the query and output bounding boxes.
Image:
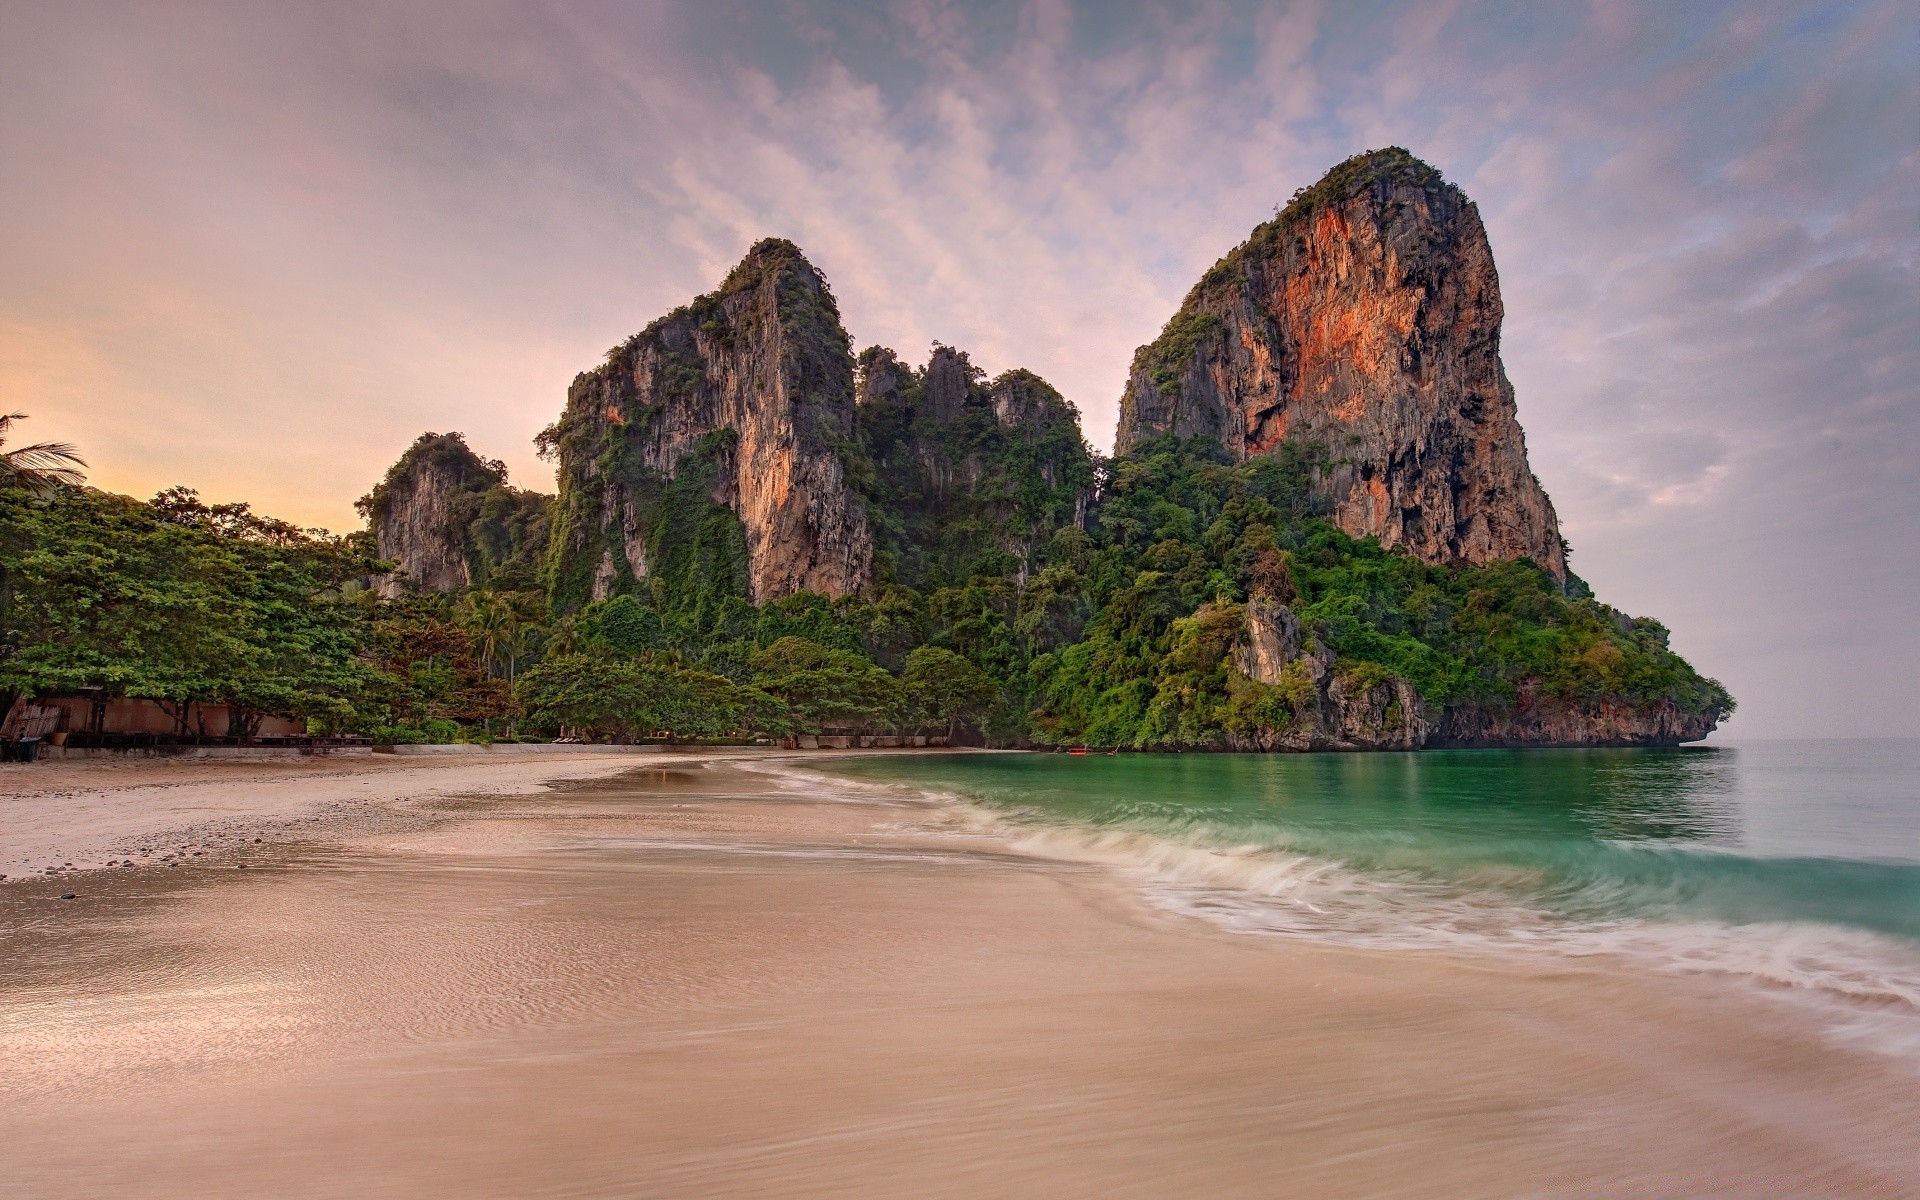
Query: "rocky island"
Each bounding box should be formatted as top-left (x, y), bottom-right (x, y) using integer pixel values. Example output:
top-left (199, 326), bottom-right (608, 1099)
top-left (365, 148), bottom-right (1732, 749)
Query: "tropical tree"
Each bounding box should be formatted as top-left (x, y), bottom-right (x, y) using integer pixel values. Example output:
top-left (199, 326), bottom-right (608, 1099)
top-left (458, 590), bottom-right (539, 685)
top-left (0, 484), bottom-right (377, 738)
top-left (0, 413), bottom-right (86, 496)
top-left (541, 614), bottom-right (588, 659)
top-left (903, 645), bottom-right (998, 739)
top-left (514, 653), bottom-right (665, 740)
top-left (579, 594), bottom-right (665, 656)
top-left (748, 636), bottom-right (899, 732)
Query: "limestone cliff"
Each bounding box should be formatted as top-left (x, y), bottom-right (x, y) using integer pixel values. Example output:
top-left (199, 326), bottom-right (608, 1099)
top-left (541, 239), bottom-right (872, 609)
top-left (1116, 148), bottom-right (1565, 580)
top-left (854, 344), bottom-right (1094, 588)
top-left (1431, 689), bottom-right (1718, 748)
top-left (1228, 598), bottom-right (1717, 750)
top-left (357, 432), bottom-right (551, 597)
top-left (1228, 597), bottom-right (1433, 751)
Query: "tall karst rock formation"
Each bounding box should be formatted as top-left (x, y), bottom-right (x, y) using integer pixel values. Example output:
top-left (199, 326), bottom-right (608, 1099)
top-left (541, 239), bottom-right (872, 609)
top-left (1115, 148), bottom-right (1565, 580)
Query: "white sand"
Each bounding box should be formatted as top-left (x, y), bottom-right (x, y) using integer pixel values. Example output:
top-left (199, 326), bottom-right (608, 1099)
top-left (0, 752), bottom-right (678, 880)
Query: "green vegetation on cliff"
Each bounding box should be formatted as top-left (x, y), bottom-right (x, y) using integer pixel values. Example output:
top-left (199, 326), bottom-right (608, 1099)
top-left (3, 427), bottom-right (1730, 749)
top-left (853, 346), bottom-right (1094, 588)
top-left (1024, 437), bottom-right (1730, 748)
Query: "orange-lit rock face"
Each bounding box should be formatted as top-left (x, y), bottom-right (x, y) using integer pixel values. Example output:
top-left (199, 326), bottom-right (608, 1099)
top-left (1117, 150), bottom-right (1565, 580)
top-left (550, 240), bottom-right (872, 604)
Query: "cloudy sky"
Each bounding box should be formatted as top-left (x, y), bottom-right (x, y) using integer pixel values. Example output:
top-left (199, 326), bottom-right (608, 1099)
top-left (2, 1), bottom-right (1913, 739)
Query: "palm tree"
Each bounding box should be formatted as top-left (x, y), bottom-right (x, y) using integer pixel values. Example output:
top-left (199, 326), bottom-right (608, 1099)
top-left (0, 413), bottom-right (86, 495)
top-left (458, 591), bottom-right (511, 678)
top-left (541, 614), bottom-right (588, 659)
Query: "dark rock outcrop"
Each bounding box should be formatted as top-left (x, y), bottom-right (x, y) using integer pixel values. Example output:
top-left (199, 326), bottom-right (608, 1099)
top-left (1116, 148), bottom-right (1565, 580)
top-left (1227, 597), bottom-right (1716, 750)
top-left (358, 433), bottom-right (551, 597)
top-left (542, 239), bottom-right (872, 608)
top-left (1228, 597), bottom-right (1433, 751)
top-left (854, 344), bottom-right (1093, 588)
top-left (1432, 689), bottom-right (1719, 748)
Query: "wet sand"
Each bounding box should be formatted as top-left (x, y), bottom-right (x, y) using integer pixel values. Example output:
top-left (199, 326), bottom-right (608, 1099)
top-left (1, 755), bottom-right (1915, 1197)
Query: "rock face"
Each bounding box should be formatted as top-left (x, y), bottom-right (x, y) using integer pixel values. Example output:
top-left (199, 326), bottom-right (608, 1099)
top-left (1229, 597), bottom-right (1433, 751)
top-left (1229, 598), bottom-right (1714, 749)
top-left (854, 344), bottom-right (1093, 588)
top-left (542, 239), bottom-right (872, 608)
top-left (1432, 690), bottom-right (1718, 748)
top-left (1116, 148), bottom-right (1565, 580)
top-left (358, 433), bottom-right (551, 597)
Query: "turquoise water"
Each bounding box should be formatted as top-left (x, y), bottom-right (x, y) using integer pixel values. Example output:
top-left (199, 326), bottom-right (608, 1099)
top-left (814, 741), bottom-right (1920, 1015)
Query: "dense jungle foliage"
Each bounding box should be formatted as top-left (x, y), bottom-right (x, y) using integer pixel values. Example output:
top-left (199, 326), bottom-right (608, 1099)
top-left (0, 485), bottom-right (376, 736)
top-left (1021, 438), bottom-right (1731, 747)
top-left (1, 429), bottom-right (1730, 748)
top-left (852, 346), bottom-right (1096, 589)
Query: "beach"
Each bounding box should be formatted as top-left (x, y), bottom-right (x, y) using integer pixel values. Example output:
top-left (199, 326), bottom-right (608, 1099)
top-left (2, 752), bottom-right (1915, 1197)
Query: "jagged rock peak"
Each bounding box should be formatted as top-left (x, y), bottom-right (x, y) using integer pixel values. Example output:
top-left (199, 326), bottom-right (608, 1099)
top-left (852, 342), bottom-right (1094, 588)
top-left (987, 368), bottom-right (1075, 439)
top-left (856, 344), bottom-right (1081, 438)
top-left (1115, 146), bottom-right (1566, 580)
top-left (358, 432), bottom-right (550, 596)
top-left (543, 238), bottom-right (872, 609)
top-left (359, 432), bottom-right (503, 596)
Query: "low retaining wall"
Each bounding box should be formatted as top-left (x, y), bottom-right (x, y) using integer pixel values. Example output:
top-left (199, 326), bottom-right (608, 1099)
top-left (374, 744), bottom-right (666, 756)
top-left (793, 735), bottom-right (947, 750)
top-left (38, 743), bottom-right (668, 761)
top-left (42, 744), bottom-right (375, 760)
top-left (38, 740), bottom-right (945, 761)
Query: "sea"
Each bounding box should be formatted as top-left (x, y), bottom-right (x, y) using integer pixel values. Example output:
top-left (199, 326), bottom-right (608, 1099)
top-left (815, 739), bottom-right (1920, 1055)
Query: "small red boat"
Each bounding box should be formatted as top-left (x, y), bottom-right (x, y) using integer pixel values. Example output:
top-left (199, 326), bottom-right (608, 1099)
top-left (1067, 747), bottom-right (1089, 756)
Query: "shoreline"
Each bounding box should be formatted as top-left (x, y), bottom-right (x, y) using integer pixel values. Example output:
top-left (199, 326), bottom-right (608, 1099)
top-left (0, 747), bottom-right (948, 884)
top-left (3, 752), bottom-right (1916, 1195)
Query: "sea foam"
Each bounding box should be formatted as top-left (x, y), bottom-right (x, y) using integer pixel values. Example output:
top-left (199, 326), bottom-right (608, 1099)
top-left (759, 757), bottom-right (1920, 1061)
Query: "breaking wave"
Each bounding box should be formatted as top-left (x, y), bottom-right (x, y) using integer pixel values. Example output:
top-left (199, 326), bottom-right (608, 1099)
top-left (770, 752), bottom-right (1920, 1058)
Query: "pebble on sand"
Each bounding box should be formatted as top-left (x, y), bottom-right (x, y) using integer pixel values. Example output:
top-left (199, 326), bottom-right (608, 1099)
top-left (59, 893), bottom-right (76, 900)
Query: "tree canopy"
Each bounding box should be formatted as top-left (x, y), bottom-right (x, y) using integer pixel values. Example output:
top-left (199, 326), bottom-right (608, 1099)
top-left (1, 427), bottom-right (1729, 751)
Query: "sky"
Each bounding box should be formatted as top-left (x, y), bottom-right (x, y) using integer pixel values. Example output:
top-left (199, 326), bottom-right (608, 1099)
top-left (1, 0), bottom-right (1914, 740)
